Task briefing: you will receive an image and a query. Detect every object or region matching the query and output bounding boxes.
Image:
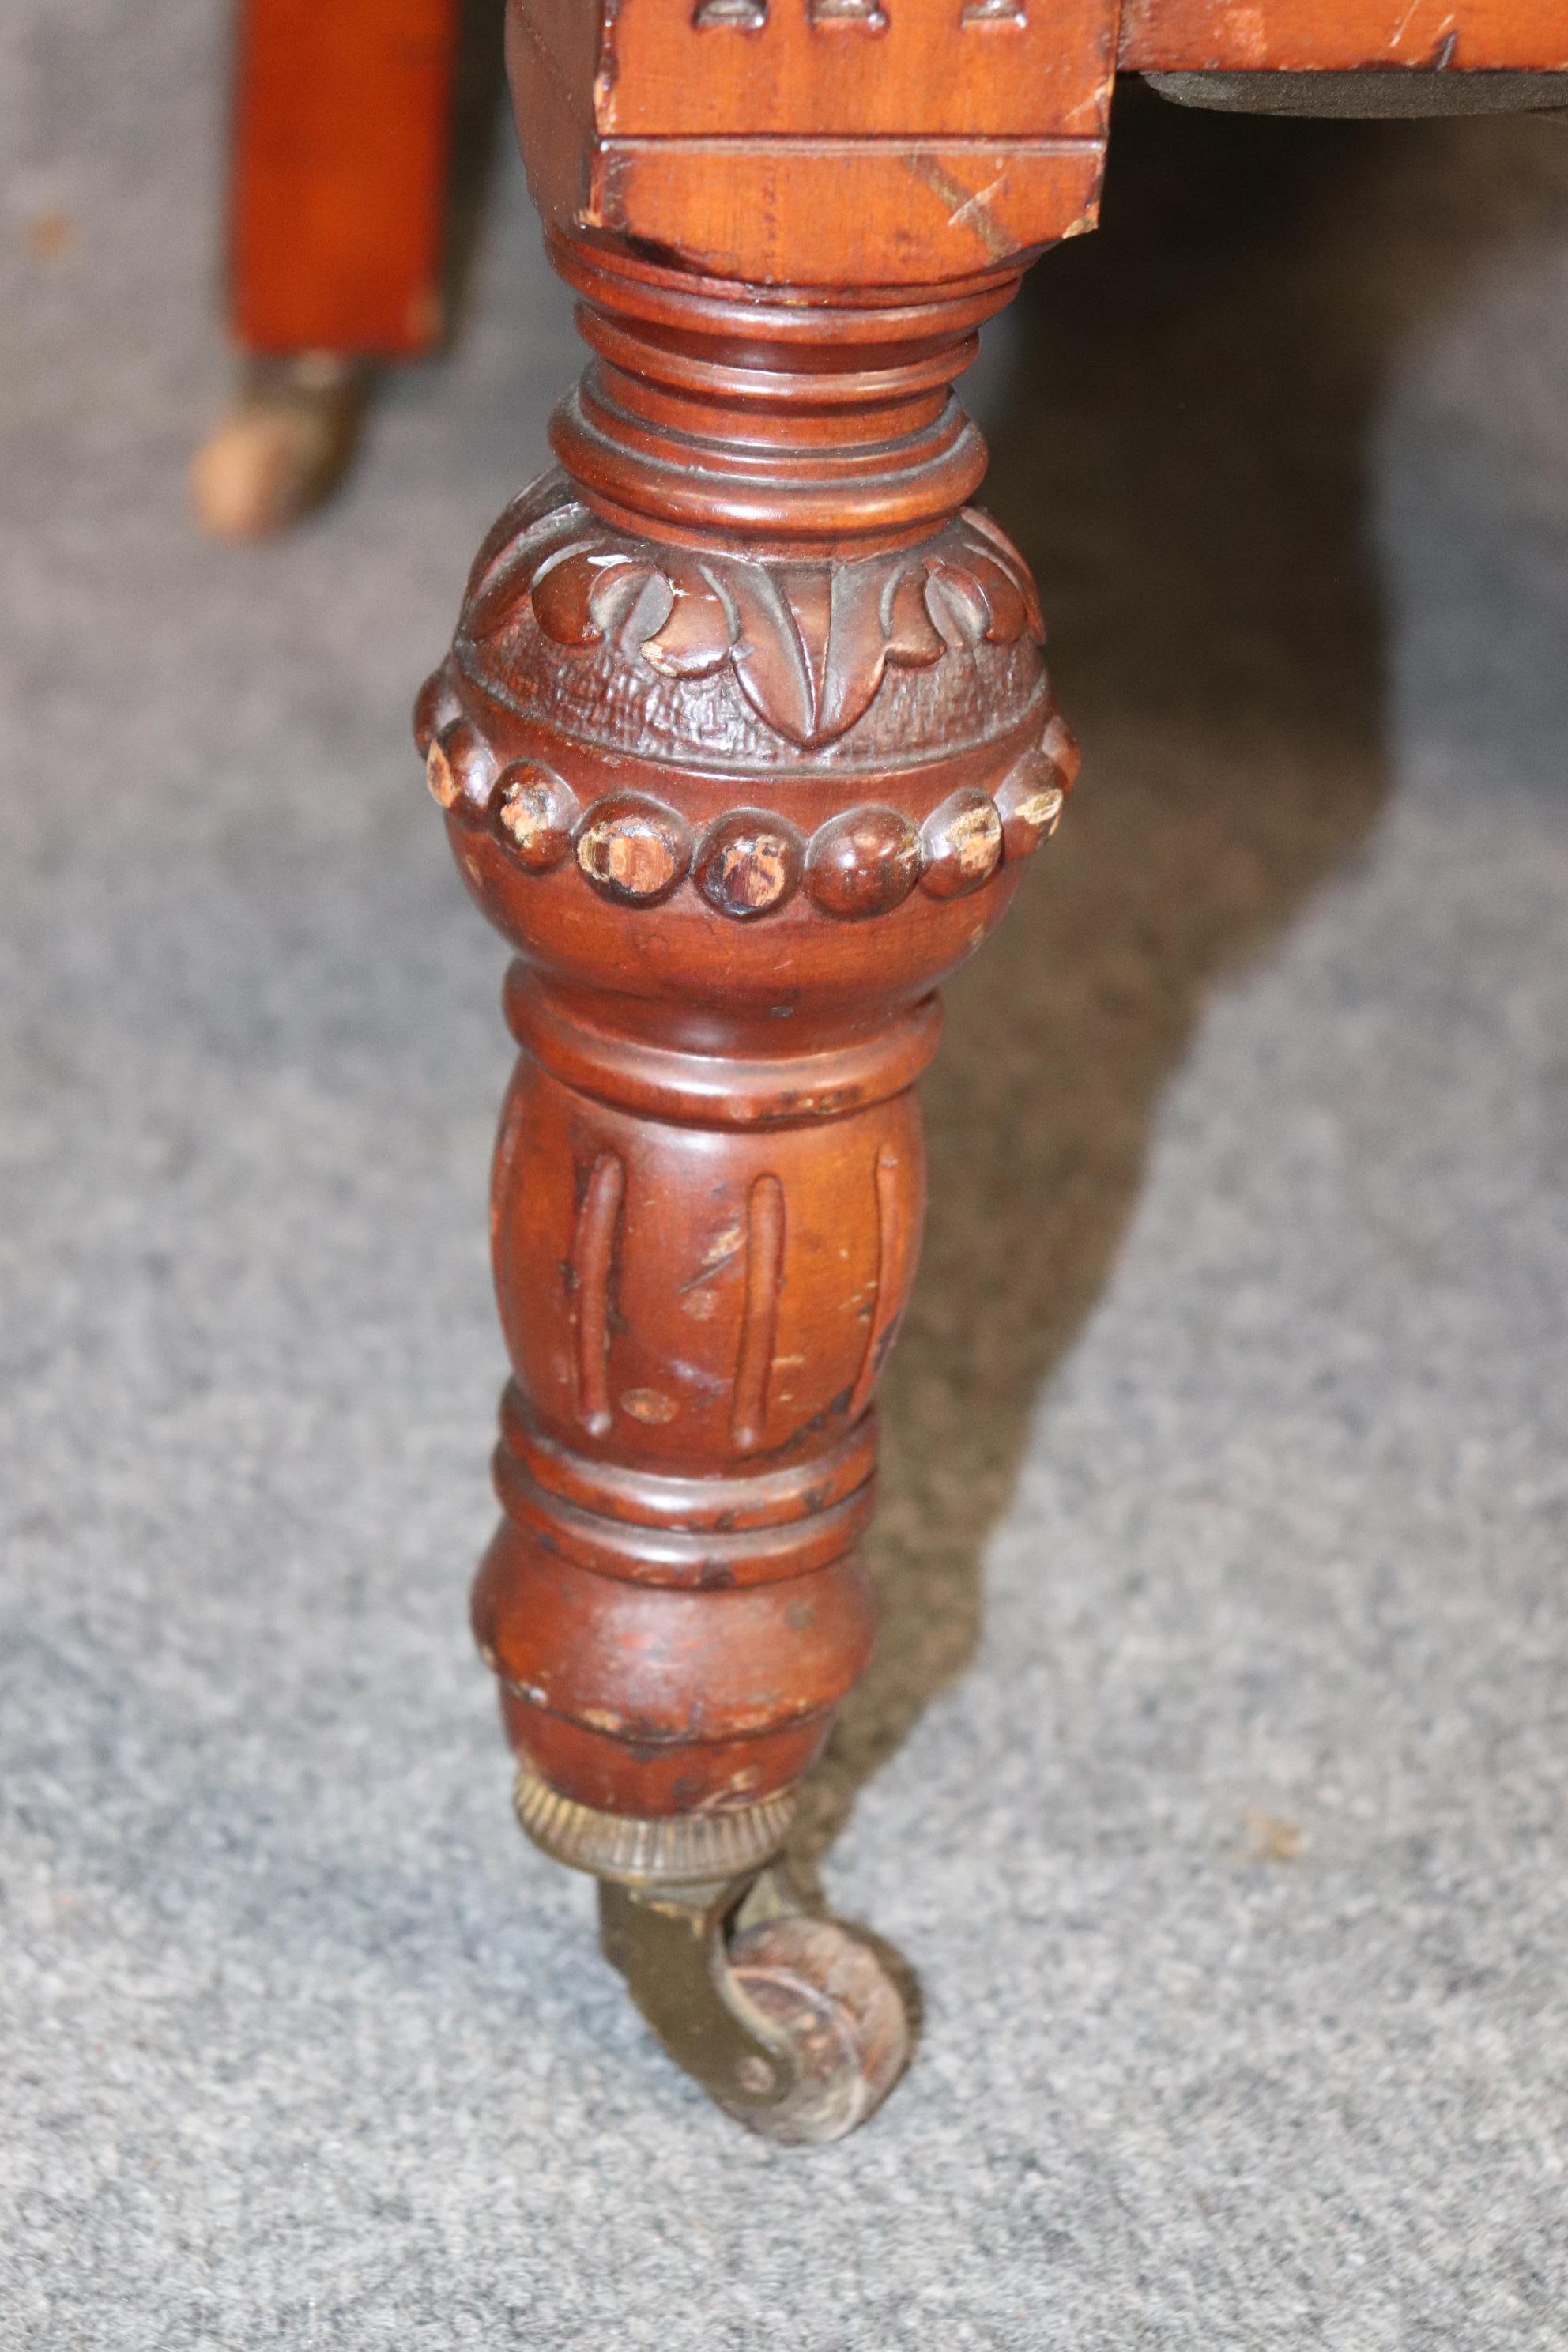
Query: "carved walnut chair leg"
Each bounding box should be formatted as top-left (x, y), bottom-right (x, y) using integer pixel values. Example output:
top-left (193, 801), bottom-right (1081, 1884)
top-left (400, 0), bottom-right (1568, 2156)
top-left (416, 230), bottom-right (1078, 2140)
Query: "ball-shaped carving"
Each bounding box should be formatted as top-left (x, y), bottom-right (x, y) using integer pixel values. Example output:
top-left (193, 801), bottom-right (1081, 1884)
top-left (994, 748), bottom-right (1066, 859)
top-left (804, 808), bottom-right (922, 921)
top-left (695, 811), bottom-right (805, 921)
top-left (492, 763), bottom-right (579, 873)
top-left (413, 662), bottom-right (460, 757)
top-left (427, 719), bottom-right (496, 815)
top-left (1039, 710), bottom-right (1081, 793)
top-left (575, 794), bottom-right (693, 906)
top-left (919, 789), bottom-right (1004, 899)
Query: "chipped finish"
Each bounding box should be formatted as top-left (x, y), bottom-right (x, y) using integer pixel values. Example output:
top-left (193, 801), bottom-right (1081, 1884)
top-left (695, 811), bottom-right (805, 921)
top-left (426, 718), bottom-right (495, 813)
top-left (1040, 708), bottom-right (1081, 789)
top-left (919, 786), bottom-right (1004, 899)
top-left (418, 0), bottom-right (1557, 2150)
top-left (492, 761), bottom-right (579, 870)
top-left (995, 745), bottom-right (1066, 857)
top-left (575, 793), bottom-right (693, 904)
top-left (437, 236), bottom-right (1065, 1868)
top-left (621, 1385), bottom-right (680, 1424)
top-left (474, 773), bottom-right (1068, 918)
top-left (425, 734), bottom-right (461, 810)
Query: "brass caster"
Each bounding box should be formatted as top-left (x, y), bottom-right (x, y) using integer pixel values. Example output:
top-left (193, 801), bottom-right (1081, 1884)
top-left (599, 1864), bottom-right (910, 2146)
top-left (189, 355), bottom-right (367, 540)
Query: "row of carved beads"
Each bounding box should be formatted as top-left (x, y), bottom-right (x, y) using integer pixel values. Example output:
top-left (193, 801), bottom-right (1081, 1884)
top-left (427, 713), bottom-right (1077, 919)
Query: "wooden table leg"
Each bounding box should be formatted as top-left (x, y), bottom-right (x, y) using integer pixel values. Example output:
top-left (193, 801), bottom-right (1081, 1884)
top-left (416, 228), bottom-right (1078, 2138)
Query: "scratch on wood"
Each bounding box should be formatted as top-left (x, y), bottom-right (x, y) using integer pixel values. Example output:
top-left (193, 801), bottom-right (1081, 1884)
top-left (948, 170), bottom-right (1009, 233)
top-left (731, 1174), bottom-right (785, 1451)
top-left (571, 1149), bottom-right (624, 1436)
top-left (903, 153), bottom-right (1015, 263)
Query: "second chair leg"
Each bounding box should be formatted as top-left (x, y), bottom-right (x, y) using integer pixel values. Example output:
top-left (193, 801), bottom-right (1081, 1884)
top-left (189, 356), bottom-right (368, 540)
top-left (195, 0), bottom-right (462, 537)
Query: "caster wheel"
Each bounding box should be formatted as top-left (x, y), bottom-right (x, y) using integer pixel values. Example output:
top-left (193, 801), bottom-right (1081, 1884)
top-left (597, 1847), bottom-right (913, 2143)
top-left (189, 356), bottom-right (365, 540)
top-left (720, 1913), bottom-right (910, 2146)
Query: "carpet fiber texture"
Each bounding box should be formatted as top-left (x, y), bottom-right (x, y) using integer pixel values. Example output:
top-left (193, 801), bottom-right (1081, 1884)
top-left (4, 9), bottom-right (1567, 2346)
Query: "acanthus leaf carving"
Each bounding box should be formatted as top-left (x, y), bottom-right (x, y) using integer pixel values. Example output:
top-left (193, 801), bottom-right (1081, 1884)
top-left (454, 473), bottom-right (1043, 751)
top-left (714, 560), bottom-right (821, 748)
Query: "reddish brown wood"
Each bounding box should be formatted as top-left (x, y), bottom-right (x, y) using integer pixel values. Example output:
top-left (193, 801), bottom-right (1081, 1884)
top-left (229, 0), bottom-right (460, 355)
top-left (419, 217), bottom-right (1078, 1838)
top-left (507, 0), bottom-right (1121, 281)
top-left (1119, 0), bottom-right (1568, 73)
top-left (222, 0), bottom-right (1564, 351)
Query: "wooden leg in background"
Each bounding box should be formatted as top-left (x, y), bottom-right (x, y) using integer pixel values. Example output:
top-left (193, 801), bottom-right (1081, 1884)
top-left (192, 0), bottom-right (460, 537)
top-left (417, 237), bottom-right (1078, 2139)
top-left (190, 354), bottom-right (368, 543)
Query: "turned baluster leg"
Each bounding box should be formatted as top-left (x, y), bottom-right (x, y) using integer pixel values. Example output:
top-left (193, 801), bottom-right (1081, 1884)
top-left (416, 234), bottom-right (1077, 2140)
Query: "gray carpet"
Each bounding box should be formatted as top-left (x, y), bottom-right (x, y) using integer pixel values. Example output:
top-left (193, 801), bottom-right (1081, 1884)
top-left (5, 6), bottom-right (1568, 2345)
